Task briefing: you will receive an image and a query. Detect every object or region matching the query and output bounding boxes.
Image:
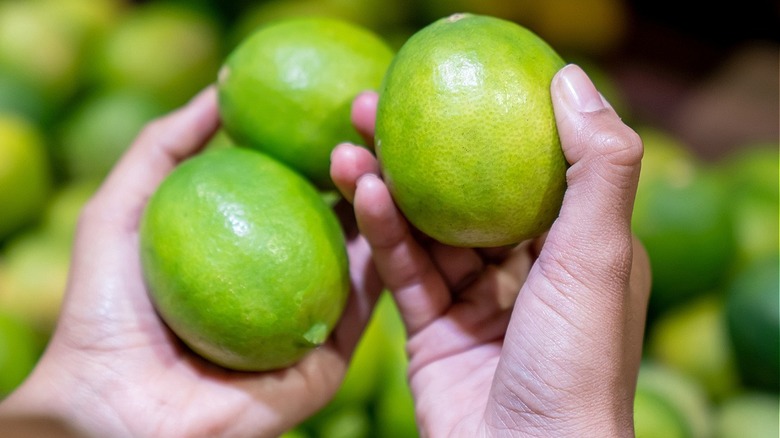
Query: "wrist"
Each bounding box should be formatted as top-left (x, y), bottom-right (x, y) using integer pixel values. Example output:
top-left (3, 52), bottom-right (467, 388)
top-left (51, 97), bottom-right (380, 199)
top-left (0, 348), bottom-right (129, 437)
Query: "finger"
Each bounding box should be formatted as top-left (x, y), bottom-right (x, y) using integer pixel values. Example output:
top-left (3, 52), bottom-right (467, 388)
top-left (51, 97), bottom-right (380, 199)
top-left (457, 241), bottom-right (534, 310)
top-left (86, 86), bottom-right (219, 231)
top-left (351, 91), bottom-right (378, 147)
top-left (428, 243), bottom-right (484, 292)
top-left (487, 65), bottom-right (647, 428)
top-left (353, 173), bottom-right (451, 334)
top-left (540, 63), bottom-right (643, 294)
top-left (330, 142), bottom-right (380, 203)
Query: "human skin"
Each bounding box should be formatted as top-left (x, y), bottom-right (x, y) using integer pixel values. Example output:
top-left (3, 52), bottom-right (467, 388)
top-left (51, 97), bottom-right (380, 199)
top-left (0, 64), bottom-right (651, 438)
top-left (0, 87), bottom-right (383, 438)
top-left (330, 64), bottom-right (651, 437)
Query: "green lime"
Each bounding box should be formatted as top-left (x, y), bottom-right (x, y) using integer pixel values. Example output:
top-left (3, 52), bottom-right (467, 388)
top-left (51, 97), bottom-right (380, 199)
top-left (375, 13), bottom-right (567, 247)
top-left (0, 229), bottom-right (71, 337)
top-left (0, 113), bottom-right (51, 242)
top-left (715, 391), bottom-right (779, 438)
top-left (716, 144), bottom-right (779, 269)
top-left (0, 310), bottom-right (42, 396)
top-left (633, 386), bottom-right (689, 438)
top-left (217, 16), bottom-right (394, 188)
top-left (94, 2), bottom-right (222, 110)
top-left (635, 361), bottom-right (714, 438)
top-left (40, 179), bottom-right (100, 242)
top-left (724, 253), bottom-right (779, 392)
top-left (0, 1), bottom-right (81, 109)
top-left (56, 88), bottom-right (166, 181)
top-left (631, 127), bottom-right (736, 316)
top-left (646, 294), bottom-right (740, 402)
top-left (140, 148), bottom-right (349, 371)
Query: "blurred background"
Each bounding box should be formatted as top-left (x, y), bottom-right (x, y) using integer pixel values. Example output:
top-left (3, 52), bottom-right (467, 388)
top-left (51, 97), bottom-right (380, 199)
top-left (0, 0), bottom-right (777, 437)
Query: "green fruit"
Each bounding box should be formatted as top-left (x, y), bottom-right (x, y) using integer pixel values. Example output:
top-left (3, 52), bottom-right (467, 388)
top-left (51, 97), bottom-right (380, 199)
top-left (717, 144), bottom-right (779, 269)
top-left (94, 3), bottom-right (222, 110)
top-left (40, 179), bottom-right (100, 241)
top-left (631, 127), bottom-right (736, 315)
top-left (725, 253), bottom-right (779, 392)
top-left (56, 88), bottom-right (166, 181)
top-left (0, 113), bottom-right (51, 242)
top-left (375, 13), bottom-right (567, 247)
top-left (140, 148), bottom-right (349, 371)
top-left (218, 17), bottom-right (394, 188)
top-left (0, 1), bottom-right (81, 109)
top-left (635, 361), bottom-right (714, 438)
top-left (0, 310), bottom-right (42, 396)
top-left (715, 391), bottom-right (779, 438)
top-left (0, 229), bottom-right (71, 337)
top-left (633, 386), bottom-right (689, 438)
top-left (646, 294), bottom-right (739, 402)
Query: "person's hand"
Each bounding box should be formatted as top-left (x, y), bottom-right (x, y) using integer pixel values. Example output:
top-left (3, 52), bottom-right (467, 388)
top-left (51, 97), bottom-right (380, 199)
top-left (0, 87), bottom-right (383, 438)
top-left (331, 64), bottom-right (652, 437)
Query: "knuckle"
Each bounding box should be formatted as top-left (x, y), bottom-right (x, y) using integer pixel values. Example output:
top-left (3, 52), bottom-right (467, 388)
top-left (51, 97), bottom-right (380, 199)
top-left (587, 122), bottom-right (643, 168)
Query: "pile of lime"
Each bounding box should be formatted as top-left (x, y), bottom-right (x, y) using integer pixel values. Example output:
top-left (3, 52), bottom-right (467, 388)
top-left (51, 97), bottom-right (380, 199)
top-left (0, 1), bottom-right (777, 437)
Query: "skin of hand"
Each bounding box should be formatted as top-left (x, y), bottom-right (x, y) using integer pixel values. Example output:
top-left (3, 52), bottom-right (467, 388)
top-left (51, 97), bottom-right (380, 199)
top-left (0, 87), bottom-right (383, 438)
top-left (330, 64), bottom-right (652, 437)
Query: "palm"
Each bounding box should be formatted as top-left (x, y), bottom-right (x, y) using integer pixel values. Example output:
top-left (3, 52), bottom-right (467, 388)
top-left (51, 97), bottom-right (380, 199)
top-left (40, 200), bottom-right (379, 436)
top-left (333, 72), bottom-right (650, 436)
top-left (17, 89), bottom-right (382, 438)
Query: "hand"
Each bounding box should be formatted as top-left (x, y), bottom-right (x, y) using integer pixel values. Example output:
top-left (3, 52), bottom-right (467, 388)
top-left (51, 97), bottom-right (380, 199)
top-left (0, 87), bottom-right (383, 438)
top-left (330, 64), bottom-right (652, 437)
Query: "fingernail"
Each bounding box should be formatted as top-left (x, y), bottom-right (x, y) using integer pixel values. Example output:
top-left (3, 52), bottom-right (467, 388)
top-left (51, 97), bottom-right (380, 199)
top-left (557, 64), bottom-right (605, 113)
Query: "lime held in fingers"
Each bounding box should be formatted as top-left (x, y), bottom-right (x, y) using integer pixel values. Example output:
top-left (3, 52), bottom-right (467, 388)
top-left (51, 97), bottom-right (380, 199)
top-left (376, 13), bottom-right (567, 247)
top-left (140, 148), bottom-right (349, 371)
top-left (218, 16), bottom-right (394, 188)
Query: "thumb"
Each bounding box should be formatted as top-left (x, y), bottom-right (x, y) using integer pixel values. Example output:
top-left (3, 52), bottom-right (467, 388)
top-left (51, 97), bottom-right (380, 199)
top-left (486, 65), bottom-right (648, 433)
top-left (551, 65), bottom-right (643, 243)
top-left (544, 64), bottom-right (643, 282)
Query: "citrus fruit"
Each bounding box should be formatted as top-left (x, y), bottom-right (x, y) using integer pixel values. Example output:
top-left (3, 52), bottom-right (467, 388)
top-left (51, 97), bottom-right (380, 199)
top-left (228, 0), bottom-right (412, 49)
top-left (217, 16), bottom-right (394, 188)
top-left (631, 127), bottom-right (736, 316)
top-left (94, 2), bottom-right (222, 110)
top-left (0, 1), bottom-right (82, 109)
top-left (633, 386), bottom-right (688, 438)
top-left (0, 67), bottom-right (48, 123)
top-left (0, 310), bottom-right (43, 396)
top-left (724, 253), bottom-right (779, 392)
top-left (717, 144), bottom-right (779, 269)
top-left (646, 293), bottom-right (739, 402)
top-left (0, 113), bottom-right (51, 242)
top-left (139, 148), bottom-right (349, 371)
top-left (0, 228), bottom-right (71, 337)
top-left (56, 88), bottom-right (165, 181)
top-left (375, 13), bottom-right (567, 247)
top-left (715, 391), bottom-right (780, 438)
top-left (635, 361), bottom-right (714, 438)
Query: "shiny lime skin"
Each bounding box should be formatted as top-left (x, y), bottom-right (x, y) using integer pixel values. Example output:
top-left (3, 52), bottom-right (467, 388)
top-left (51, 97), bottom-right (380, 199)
top-left (376, 13), bottom-right (567, 247)
top-left (140, 148), bottom-right (349, 371)
top-left (218, 17), bottom-right (394, 188)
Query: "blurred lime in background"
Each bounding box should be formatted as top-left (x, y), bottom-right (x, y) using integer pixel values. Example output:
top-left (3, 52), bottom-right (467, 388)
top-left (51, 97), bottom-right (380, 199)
top-left (56, 88), bottom-right (166, 181)
top-left (647, 294), bottom-right (740, 402)
top-left (0, 310), bottom-right (43, 397)
top-left (631, 127), bottom-right (736, 317)
top-left (634, 361), bottom-right (714, 438)
top-left (0, 113), bottom-right (51, 242)
top-left (715, 391), bottom-right (780, 438)
top-left (92, 2), bottom-right (222, 110)
top-left (724, 253), bottom-right (779, 393)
